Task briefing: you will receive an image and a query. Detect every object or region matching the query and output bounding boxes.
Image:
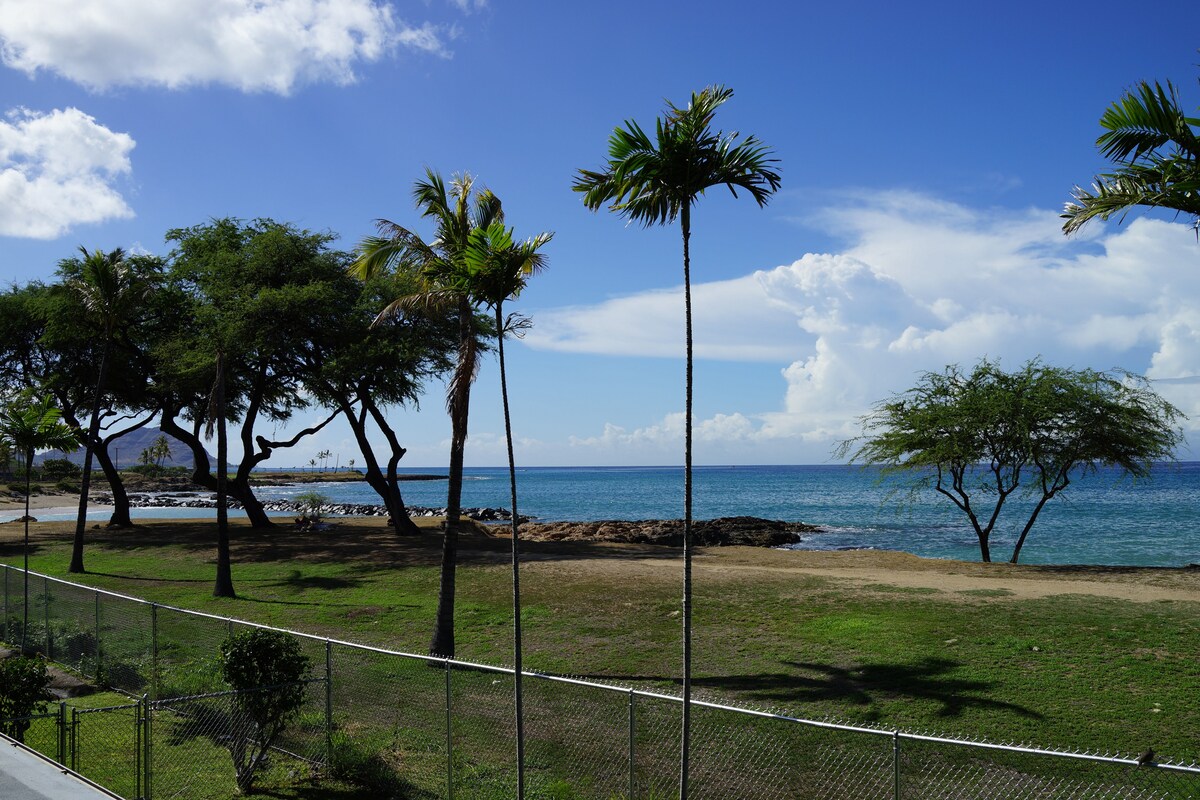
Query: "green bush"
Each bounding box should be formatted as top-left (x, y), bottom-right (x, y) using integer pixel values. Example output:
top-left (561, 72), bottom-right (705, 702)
top-left (293, 491), bottom-right (330, 523)
top-left (218, 629), bottom-right (312, 793)
top-left (41, 458), bottom-right (81, 480)
top-left (0, 657), bottom-right (52, 743)
top-left (55, 479), bottom-right (80, 493)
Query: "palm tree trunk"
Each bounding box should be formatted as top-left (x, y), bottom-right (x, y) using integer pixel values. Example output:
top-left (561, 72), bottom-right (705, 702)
top-left (70, 342), bottom-right (110, 573)
top-left (213, 354), bottom-right (235, 598)
top-left (21, 445), bottom-right (32, 654)
top-left (496, 304), bottom-right (526, 798)
top-left (679, 203), bottom-right (693, 800)
top-left (430, 298), bottom-right (475, 658)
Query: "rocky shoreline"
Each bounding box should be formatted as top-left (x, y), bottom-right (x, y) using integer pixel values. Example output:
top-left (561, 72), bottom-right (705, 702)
top-left (92, 492), bottom-right (821, 547)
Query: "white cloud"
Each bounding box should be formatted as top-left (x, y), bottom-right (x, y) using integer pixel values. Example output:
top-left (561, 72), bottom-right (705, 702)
top-left (550, 193), bottom-right (1200, 461)
top-left (0, 107), bottom-right (134, 239)
top-left (525, 273), bottom-right (810, 361)
top-left (0, 0), bottom-right (451, 94)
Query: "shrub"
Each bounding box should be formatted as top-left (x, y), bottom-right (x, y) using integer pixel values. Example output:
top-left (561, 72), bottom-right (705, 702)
top-left (293, 491), bottom-right (330, 523)
top-left (41, 458), bottom-right (81, 480)
top-left (0, 657), bottom-right (52, 743)
top-left (55, 479), bottom-right (80, 493)
top-left (218, 629), bottom-right (312, 793)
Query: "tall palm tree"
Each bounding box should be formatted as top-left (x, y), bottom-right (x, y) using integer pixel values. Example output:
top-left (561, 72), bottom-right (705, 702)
top-left (1063, 76), bottom-right (1200, 235)
top-left (67, 247), bottom-right (148, 573)
top-left (353, 169), bottom-right (503, 659)
top-left (463, 222), bottom-right (552, 799)
top-left (0, 397), bottom-right (79, 652)
top-left (573, 85), bottom-right (780, 799)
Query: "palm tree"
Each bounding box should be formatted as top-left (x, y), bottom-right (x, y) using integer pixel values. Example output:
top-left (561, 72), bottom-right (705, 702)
top-left (0, 397), bottom-right (79, 652)
top-left (353, 169), bottom-right (503, 658)
top-left (66, 246), bottom-right (148, 572)
top-left (463, 221), bottom-right (552, 798)
top-left (1063, 75), bottom-right (1200, 235)
top-left (573, 85), bottom-right (780, 798)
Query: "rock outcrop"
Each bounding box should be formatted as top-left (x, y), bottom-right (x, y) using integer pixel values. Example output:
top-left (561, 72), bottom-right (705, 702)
top-left (516, 516), bottom-right (820, 547)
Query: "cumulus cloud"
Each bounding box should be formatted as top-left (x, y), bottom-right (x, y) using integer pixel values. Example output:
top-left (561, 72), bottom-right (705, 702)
top-left (525, 273), bottom-right (809, 361)
top-left (550, 192), bottom-right (1200, 460)
top-left (0, 0), bottom-right (452, 94)
top-left (0, 107), bottom-right (134, 239)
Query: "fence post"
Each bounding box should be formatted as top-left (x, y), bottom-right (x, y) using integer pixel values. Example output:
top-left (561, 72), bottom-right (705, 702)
top-left (57, 701), bottom-right (67, 765)
top-left (628, 689), bottom-right (637, 800)
top-left (144, 694), bottom-right (153, 800)
top-left (70, 707), bottom-right (78, 771)
top-left (893, 731), bottom-right (901, 800)
top-left (445, 658), bottom-right (454, 800)
top-left (94, 590), bottom-right (103, 683)
top-left (43, 575), bottom-right (51, 658)
top-left (324, 640), bottom-right (333, 766)
top-left (3, 566), bottom-right (8, 643)
top-left (135, 697), bottom-right (143, 800)
top-left (150, 604), bottom-right (159, 701)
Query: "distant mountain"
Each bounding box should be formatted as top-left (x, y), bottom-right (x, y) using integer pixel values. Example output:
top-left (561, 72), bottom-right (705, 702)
top-left (37, 427), bottom-right (212, 470)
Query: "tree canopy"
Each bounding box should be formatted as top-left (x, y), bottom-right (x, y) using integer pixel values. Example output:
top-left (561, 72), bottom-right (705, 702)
top-left (841, 359), bottom-right (1184, 563)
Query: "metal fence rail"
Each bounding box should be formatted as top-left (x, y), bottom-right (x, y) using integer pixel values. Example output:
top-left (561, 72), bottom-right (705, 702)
top-left (3, 563), bottom-right (1200, 799)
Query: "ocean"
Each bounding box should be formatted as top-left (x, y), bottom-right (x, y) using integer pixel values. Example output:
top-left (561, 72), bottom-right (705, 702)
top-left (7, 464), bottom-right (1200, 567)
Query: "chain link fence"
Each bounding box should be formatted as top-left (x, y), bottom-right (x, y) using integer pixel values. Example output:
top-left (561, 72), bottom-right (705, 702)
top-left (4, 563), bottom-right (1200, 799)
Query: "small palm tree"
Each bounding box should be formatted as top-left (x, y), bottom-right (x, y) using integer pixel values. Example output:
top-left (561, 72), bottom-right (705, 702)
top-left (574, 85), bottom-right (780, 799)
top-left (353, 169), bottom-right (503, 659)
top-left (1063, 74), bottom-right (1200, 235)
top-left (206, 351), bottom-right (235, 598)
top-left (463, 221), bottom-right (551, 797)
top-left (66, 246), bottom-right (149, 572)
top-left (0, 397), bottom-right (79, 652)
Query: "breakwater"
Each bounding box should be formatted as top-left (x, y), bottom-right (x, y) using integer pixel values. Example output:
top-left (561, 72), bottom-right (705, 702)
top-left (97, 492), bottom-right (525, 522)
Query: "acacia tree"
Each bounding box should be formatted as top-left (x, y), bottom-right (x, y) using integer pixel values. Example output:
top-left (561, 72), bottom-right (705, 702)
top-left (841, 359), bottom-right (1183, 563)
top-left (354, 169), bottom-right (501, 659)
top-left (574, 85), bottom-right (780, 797)
top-left (1063, 64), bottom-right (1200, 235)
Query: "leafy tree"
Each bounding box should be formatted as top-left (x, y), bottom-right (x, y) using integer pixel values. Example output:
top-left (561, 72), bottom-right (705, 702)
top-left (0, 657), bottom-right (52, 743)
top-left (0, 396), bottom-right (79, 651)
top-left (353, 169), bottom-right (502, 659)
top-left (462, 220), bottom-right (551, 792)
top-left (1063, 65), bottom-right (1200, 235)
top-left (218, 629), bottom-right (311, 793)
top-left (573, 85), bottom-right (781, 797)
top-left (159, 219), bottom-right (350, 528)
top-left (841, 359), bottom-right (1183, 563)
top-left (303, 268), bottom-right (455, 534)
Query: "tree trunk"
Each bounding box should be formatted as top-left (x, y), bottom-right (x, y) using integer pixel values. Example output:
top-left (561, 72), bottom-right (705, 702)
top-left (679, 204), bottom-right (694, 800)
top-left (338, 398), bottom-right (420, 535)
top-left (159, 413), bottom-right (274, 528)
top-left (497, 303), bottom-right (526, 798)
top-left (430, 297), bottom-right (475, 659)
top-left (92, 445), bottom-right (132, 527)
top-left (70, 342), bottom-right (110, 573)
top-left (213, 354), bottom-right (235, 598)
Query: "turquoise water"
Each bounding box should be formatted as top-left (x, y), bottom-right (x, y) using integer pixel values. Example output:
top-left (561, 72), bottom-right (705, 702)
top-left (9, 464), bottom-right (1200, 567)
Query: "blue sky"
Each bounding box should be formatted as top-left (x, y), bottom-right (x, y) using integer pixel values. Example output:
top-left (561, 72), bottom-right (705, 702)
top-left (2, 0), bottom-right (1200, 467)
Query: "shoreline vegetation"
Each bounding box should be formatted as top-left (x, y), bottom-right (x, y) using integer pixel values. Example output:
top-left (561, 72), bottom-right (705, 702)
top-left (1, 516), bottom-right (1199, 759)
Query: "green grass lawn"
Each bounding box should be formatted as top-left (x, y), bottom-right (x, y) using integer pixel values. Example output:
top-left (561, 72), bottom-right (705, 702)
top-left (3, 516), bottom-right (1200, 797)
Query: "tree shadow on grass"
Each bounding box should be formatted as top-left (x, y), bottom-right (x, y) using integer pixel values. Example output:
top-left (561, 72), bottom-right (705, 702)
top-left (584, 657), bottom-right (1042, 720)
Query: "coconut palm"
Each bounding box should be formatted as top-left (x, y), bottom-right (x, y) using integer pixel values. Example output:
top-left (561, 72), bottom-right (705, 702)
top-left (0, 397), bottom-right (79, 652)
top-left (353, 169), bottom-right (502, 659)
top-left (573, 85), bottom-right (780, 798)
top-left (1063, 76), bottom-right (1200, 235)
top-left (463, 221), bottom-right (551, 797)
top-left (66, 246), bottom-right (149, 572)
